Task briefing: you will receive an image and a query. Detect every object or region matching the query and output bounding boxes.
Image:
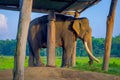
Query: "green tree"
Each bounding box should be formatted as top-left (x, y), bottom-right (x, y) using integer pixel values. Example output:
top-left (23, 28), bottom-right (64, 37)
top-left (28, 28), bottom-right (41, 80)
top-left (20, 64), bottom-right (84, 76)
top-left (92, 37), bottom-right (105, 56)
top-left (76, 39), bottom-right (87, 56)
top-left (111, 35), bottom-right (120, 57)
top-left (0, 34), bottom-right (120, 57)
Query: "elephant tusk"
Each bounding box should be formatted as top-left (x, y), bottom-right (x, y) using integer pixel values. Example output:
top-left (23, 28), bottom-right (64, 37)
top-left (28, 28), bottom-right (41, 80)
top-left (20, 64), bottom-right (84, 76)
top-left (84, 41), bottom-right (100, 63)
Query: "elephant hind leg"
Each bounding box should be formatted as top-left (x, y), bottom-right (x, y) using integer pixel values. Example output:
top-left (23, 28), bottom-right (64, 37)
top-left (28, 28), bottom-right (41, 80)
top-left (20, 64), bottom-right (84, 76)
top-left (28, 51), bottom-right (35, 67)
top-left (34, 48), bottom-right (45, 67)
top-left (84, 33), bottom-right (94, 65)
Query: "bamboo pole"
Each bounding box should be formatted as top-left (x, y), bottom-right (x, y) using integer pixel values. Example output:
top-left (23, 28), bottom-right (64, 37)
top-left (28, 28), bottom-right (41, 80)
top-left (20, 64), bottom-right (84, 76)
top-left (13, 0), bottom-right (33, 80)
top-left (102, 0), bottom-right (118, 71)
top-left (47, 11), bottom-right (56, 67)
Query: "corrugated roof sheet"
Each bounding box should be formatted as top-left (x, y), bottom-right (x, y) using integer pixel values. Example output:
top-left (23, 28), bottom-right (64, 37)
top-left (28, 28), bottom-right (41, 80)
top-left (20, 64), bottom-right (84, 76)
top-left (0, 0), bottom-right (100, 13)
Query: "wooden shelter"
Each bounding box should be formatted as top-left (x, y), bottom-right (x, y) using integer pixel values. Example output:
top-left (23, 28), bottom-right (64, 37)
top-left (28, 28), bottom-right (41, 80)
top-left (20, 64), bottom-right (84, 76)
top-left (0, 0), bottom-right (100, 13)
top-left (0, 0), bottom-right (102, 80)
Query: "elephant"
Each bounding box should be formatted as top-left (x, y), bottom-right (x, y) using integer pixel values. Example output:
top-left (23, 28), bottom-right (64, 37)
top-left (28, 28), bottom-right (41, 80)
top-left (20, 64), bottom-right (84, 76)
top-left (28, 14), bottom-right (100, 67)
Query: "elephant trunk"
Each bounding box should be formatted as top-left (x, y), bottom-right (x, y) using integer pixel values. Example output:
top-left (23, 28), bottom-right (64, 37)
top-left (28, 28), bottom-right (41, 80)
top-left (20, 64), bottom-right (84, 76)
top-left (84, 41), bottom-right (100, 63)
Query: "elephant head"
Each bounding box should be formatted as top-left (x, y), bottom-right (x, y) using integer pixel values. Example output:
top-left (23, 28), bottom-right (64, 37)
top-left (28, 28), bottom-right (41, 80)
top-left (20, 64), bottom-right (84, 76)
top-left (72, 18), bottom-right (100, 64)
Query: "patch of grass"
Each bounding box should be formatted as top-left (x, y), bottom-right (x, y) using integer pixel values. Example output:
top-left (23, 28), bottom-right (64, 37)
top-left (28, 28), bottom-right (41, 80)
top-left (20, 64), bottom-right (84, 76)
top-left (0, 56), bottom-right (14, 70)
top-left (0, 56), bottom-right (28, 70)
top-left (72, 57), bottom-right (104, 72)
top-left (72, 57), bottom-right (120, 76)
top-left (0, 56), bottom-right (120, 76)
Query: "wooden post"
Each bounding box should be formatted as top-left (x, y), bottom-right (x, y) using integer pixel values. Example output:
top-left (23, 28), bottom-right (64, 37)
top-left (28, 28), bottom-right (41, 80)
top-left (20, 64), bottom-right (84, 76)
top-left (13, 0), bottom-right (33, 80)
top-left (74, 10), bottom-right (80, 18)
top-left (71, 11), bottom-right (80, 67)
top-left (102, 0), bottom-right (118, 71)
top-left (71, 41), bottom-right (76, 67)
top-left (47, 11), bottom-right (56, 67)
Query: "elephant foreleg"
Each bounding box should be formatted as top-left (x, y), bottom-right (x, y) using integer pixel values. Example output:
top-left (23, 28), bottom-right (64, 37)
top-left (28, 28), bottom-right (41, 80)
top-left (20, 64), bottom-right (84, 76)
top-left (85, 38), bottom-right (94, 65)
top-left (84, 33), bottom-right (94, 65)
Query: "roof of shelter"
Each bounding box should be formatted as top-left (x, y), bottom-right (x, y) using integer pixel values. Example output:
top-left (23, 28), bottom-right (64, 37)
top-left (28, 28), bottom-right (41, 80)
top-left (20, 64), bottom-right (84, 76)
top-left (0, 0), bottom-right (100, 13)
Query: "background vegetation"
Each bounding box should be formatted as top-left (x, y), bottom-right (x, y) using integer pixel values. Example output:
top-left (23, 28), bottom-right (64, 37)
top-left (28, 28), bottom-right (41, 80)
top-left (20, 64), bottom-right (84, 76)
top-left (0, 35), bottom-right (120, 57)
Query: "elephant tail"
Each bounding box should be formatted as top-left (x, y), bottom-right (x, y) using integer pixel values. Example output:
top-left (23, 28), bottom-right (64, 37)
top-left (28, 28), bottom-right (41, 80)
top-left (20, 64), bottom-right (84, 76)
top-left (28, 39), bottom-right (35, 57)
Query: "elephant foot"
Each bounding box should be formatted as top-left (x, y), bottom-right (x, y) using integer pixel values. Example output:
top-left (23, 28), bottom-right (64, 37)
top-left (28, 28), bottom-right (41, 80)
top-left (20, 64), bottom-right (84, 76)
top-left (35, 63), bottom-right (45, 67)
top-left (28, 63), bottom-right (35, 67)
top-left (61, 65), bottom-right (70, 68)
top-left (61, 66), bottom-right (69, 68)
top-left (46, 65), bottom-right (56, 67)
top-left (88, 60), bottom-right (93, 65)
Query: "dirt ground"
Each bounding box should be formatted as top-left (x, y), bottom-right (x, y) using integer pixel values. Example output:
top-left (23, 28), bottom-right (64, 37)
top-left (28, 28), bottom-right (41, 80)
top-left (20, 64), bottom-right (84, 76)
top-left (0, 67), bottom-right (120, 80)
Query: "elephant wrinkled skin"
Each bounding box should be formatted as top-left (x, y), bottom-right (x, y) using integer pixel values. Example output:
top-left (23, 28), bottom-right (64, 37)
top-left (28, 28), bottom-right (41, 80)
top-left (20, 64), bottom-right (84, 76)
top-left (28, 14), bottom-right (99, 67)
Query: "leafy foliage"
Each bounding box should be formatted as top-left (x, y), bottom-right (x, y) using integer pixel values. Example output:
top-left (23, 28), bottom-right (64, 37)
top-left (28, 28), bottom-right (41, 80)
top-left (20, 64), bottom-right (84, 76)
top-left (111, 35), bottom-right (120, 57)
top-left (0, 35), bottom-right (120, 57)
top-left (0, 39), bottom-right (16, 56)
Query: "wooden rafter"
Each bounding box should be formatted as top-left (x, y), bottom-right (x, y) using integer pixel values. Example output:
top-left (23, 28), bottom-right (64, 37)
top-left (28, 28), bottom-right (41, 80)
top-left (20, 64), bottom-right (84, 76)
top-left (0, 0), bottom-right (100, 13)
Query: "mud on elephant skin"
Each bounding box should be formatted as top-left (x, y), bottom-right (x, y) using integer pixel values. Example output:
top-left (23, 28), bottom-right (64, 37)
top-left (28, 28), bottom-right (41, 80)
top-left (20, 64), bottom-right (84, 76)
top-left (28, 14), bottom-right (100, 67)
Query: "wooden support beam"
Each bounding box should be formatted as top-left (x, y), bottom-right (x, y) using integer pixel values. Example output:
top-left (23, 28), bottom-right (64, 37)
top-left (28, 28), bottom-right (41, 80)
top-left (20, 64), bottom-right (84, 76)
top-left (13, 0), bottom-right (33, 80)
top-left (74, 10), bottom-right (80, 18)
top-left (102, 0), bottom-right (118, 71)
top-left (47, 11), bottom-right (56, 67)
top-left (71, 10), bottom-right (80, 67)
top-left (71, 41), bottom-right (77, 67)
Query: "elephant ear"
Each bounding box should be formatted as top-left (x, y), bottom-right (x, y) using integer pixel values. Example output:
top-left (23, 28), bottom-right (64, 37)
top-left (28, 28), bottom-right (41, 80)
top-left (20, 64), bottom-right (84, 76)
top-left (72, 20), bottom-right (80, 35)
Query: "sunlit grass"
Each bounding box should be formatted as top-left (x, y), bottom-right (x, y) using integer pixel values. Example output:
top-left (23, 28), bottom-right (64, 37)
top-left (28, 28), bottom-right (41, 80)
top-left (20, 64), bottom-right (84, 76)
top-left (73, 57), bottom-right (120, 75)
top-left (0, 56), bottom-right (120, 75)
top-left (0, 56), bottom-right (14, 70)
top-left (0, 56), bottom-right (29, 70)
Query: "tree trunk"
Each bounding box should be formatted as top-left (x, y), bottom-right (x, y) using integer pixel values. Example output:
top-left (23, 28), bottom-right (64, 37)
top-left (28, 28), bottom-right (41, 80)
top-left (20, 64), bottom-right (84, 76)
top-left (13, 0), bottom-right (33, 80)
top-left (47, 11), bottom-right (56, 67)
top-left (102, 0), bottom-right (118, 71)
